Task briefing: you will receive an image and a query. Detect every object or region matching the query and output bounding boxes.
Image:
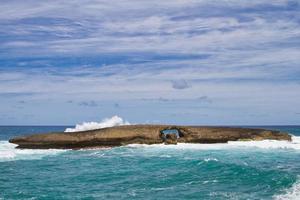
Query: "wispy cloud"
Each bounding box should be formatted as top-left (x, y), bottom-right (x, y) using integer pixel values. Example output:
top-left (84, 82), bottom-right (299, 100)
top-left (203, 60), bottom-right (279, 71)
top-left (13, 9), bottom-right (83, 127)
top-left (172, 79), bottom-right (190, 90)
top-left (0, 92), bottom-right (36, 98)
top-left (0, 0), bottom-right (299, 125)
top-left (78, 101), bottom-right (98, 107)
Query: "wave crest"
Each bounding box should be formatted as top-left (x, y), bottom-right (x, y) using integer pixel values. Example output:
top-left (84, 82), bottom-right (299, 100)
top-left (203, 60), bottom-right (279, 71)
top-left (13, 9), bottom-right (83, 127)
top-left (274, 177), bottom-right (300, 200)
top-left (0, 141), bottom-right (66, 162)
top-left (127, 136), bottom-right (300, 150)
top-left (65, 115), bottom-right (130, 132)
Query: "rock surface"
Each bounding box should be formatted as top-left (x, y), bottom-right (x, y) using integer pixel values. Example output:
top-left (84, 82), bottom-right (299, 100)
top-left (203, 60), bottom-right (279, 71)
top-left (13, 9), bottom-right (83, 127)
top-left (9, 125), bottom-right (292, 149)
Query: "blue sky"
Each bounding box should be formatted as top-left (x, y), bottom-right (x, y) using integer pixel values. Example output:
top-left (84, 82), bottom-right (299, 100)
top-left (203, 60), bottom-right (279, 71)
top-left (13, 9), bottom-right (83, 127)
top-left (0, 0), bottom-right (299, 125)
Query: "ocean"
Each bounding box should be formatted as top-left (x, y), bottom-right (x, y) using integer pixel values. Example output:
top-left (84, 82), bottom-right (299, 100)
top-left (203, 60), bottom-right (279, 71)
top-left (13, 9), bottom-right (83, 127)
top-left (1, 126), bottom-right (300, 200)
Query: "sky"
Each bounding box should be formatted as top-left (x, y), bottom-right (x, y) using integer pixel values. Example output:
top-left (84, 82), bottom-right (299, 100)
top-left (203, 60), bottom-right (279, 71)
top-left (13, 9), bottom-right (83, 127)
top-left (0, 0), bottom-right (300, 125)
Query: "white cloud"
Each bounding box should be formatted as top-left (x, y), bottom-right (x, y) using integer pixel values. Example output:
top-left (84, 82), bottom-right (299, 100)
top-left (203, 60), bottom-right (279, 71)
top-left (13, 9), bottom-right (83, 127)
top-left (1, 0), bottom-right (299, 57)
top-left (0, 0), bottom-right (299, 125)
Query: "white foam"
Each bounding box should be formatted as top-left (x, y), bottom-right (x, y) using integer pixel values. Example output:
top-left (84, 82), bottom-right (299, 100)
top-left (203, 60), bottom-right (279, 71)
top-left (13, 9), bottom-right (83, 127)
top-left (0, 141), bottom-right (66, 162)
top-left (65, 115), bottom-right (130, 132)
top-left (227, 136), bottom-right (300, 150)
top-left (204, 158), bottom-right (219, 162)
top-left (274, 177), bottom-right (300, 200)
top-left (127, 136), bottom-right (300, 150)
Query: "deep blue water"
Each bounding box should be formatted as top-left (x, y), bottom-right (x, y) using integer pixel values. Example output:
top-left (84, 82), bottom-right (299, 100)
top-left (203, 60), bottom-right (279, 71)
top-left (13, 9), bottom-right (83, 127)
top-left (1, 126), bottom-right (300, 199)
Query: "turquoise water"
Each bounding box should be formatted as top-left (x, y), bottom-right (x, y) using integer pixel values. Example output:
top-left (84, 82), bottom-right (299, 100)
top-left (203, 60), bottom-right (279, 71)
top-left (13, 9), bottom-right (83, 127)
top-left (1, 126), bottom-right (300, 199)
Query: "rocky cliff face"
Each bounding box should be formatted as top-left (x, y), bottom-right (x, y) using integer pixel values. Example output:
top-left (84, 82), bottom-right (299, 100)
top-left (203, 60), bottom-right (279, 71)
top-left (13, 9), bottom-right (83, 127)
top-left (9, 125), bottom-right (292, 149)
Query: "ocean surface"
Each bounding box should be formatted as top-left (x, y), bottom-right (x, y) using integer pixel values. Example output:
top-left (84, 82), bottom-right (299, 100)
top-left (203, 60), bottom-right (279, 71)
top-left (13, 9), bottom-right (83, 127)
top-left (1, 126), bottom-right (300, 200)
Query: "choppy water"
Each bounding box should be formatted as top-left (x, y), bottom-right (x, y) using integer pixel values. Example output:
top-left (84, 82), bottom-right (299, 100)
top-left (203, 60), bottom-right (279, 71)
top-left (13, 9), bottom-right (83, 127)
top-left (1, 126), bottom-right (300, 200)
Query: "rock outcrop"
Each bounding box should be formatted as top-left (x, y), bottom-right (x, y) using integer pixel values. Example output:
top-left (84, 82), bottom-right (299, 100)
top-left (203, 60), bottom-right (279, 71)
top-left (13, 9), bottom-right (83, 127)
top-left (9, 125), bottom-right (292, 149)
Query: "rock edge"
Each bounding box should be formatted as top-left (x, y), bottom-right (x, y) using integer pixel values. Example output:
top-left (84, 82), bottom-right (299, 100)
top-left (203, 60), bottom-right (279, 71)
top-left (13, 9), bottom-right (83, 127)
top-left (9, 125), bottom-right (292, 149)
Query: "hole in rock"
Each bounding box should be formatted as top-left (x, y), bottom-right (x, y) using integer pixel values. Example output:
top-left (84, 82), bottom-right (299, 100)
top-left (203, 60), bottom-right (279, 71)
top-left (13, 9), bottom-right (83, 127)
top-left (161, 128), bottom-right (180, 139)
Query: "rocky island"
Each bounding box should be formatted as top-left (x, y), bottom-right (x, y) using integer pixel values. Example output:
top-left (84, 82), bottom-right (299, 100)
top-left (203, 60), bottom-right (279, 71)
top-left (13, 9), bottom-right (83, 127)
top-left (9, 125), bottom-right (292, 149)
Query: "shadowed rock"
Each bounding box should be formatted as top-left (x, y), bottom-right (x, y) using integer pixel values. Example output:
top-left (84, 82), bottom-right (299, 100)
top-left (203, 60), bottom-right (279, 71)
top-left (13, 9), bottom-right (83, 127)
top-left (9, 125), bottom-right (292, 149)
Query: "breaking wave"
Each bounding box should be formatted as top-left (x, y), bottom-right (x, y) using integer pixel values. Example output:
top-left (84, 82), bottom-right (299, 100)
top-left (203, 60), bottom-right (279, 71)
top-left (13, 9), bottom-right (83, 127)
top-left (274, 177), bottom-right (300, 200)
top-left (204, 158), bottom-right (219, 162)
top-left (127, 136), bottom-right (300, 150)
top-left (0, 141), bottom-right (66, 162)
top-left (65, 115), bottom-right (130, 132)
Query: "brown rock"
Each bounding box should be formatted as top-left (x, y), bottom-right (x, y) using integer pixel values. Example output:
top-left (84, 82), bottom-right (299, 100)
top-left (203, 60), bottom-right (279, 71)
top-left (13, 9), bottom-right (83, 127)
top-left (9, 125), bottom-right (292, 149)
top-left (164, 134), bottom-right (178, 145)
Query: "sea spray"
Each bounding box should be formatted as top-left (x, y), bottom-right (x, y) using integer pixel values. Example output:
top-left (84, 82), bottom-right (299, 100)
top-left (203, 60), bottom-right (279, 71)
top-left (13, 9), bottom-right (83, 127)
top-left (65, 115), bottom-right (130, 132)
top-left (0, 141), bottom-right (66, 162)
top-left (127, 136), bottom-right (300, 150)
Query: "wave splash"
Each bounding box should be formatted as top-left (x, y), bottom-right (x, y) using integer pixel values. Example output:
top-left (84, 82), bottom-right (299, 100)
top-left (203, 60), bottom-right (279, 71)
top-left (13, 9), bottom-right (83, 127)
top-left (128, 136), bottom-right (300, 150)
top-left (65, 115), bottom-right (130, 132)
top-left (274, 177), bottom-right (300, 200)
top-left (0, 141), bottom-right (66, 162)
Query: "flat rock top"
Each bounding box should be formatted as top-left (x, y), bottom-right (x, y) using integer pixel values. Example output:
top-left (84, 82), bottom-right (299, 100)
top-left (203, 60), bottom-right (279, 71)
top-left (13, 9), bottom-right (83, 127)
top-left (9, 125), bottom-right (292, 149)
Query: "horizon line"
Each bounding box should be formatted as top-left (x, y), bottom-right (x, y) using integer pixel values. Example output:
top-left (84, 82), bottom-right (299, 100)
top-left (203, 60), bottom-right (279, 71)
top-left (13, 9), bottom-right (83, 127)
top-left (0, 124), bottom-right (299, 127)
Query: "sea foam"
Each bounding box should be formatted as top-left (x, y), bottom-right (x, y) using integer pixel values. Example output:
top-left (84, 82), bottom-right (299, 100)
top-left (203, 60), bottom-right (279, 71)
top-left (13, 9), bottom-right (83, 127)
top-left (64, 115), bottom-right (130, 132)
top-left (0, 141), bottom-right (66, 162)
top-left (274, 177), bottom-right (300, 200)
top-left (127, 136), bottom-right (300, 150)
